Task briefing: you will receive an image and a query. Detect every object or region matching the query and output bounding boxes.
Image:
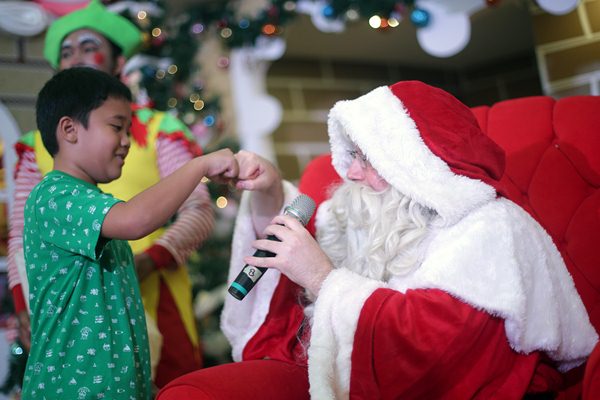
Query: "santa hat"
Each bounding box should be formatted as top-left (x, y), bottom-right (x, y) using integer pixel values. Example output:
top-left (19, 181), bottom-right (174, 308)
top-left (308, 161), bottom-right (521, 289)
top-left (328, 80), bottom-right (506, 226)
top-left (44, 0), bottom-right (142, 69)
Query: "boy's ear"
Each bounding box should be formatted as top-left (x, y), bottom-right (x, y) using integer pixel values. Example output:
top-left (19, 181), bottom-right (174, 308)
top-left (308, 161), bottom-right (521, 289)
top-left (57, 116), bottom-right (78, 144)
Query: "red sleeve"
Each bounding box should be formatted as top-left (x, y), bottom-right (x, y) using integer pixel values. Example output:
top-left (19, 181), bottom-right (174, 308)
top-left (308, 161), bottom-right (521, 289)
top-left (11, 285), bottom-right (27, 314)
top-left (145, 244), bottom-right (177, 270)
top-left (350, 288), bottom-right (551, 399)
top-left (242, 275), bottom-right (308, 366)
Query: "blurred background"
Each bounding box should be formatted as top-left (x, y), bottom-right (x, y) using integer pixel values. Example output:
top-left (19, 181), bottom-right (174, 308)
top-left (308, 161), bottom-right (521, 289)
top-left (0, 0), bottom-right (598, 396)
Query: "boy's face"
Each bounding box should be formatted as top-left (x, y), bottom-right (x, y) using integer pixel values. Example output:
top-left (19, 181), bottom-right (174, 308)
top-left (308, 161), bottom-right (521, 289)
top-left (72, 97), bottom-right (132, 185)
top-left (59, 29), bottom-right (122, 75)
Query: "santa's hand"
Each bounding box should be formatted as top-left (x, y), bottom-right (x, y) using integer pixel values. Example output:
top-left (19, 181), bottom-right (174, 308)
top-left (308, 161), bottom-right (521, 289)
top-left (244, 215), bottom-right (333, 297)
top-left (233, 150), bottom-right (281, 194)
top-left (234, 150), bottom-right (284, 237)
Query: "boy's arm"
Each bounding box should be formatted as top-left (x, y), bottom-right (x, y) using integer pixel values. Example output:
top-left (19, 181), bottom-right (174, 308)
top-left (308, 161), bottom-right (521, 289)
top-left (142, 135), bottom-right (215, 270)
top-left (102, 148), bottom-right (237, 241)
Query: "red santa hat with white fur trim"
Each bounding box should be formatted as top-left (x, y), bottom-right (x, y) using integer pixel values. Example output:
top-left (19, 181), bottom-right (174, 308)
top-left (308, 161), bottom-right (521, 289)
top-left (328, 80), bottom-right (506, 226)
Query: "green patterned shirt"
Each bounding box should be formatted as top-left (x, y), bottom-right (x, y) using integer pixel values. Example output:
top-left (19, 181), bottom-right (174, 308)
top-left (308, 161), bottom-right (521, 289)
top-left (22, 171), bottom-right (151, 399)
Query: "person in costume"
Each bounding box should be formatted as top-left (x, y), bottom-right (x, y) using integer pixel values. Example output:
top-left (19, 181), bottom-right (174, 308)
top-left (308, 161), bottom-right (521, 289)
top-left (157, 81), bottom-right (598, 399)
top-left (7, 0), bottom-right (214, 388)
top-left (23, 67), bottom-right (237, 399)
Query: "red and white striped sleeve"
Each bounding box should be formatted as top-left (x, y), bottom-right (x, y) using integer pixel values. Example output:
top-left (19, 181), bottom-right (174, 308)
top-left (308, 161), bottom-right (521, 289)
top-left (8, 148), bottom-right (43, 312)
top-left (152, 135), bottom-right (215, 267)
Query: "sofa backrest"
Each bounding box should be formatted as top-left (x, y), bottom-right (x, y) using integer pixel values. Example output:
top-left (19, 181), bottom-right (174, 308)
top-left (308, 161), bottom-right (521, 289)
top-left (470, 96), bottom-right (600, 336)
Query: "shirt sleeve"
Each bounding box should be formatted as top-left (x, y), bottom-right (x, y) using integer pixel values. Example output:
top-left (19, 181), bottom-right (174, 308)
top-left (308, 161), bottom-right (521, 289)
top-left (7, 146), bottom-right (41, 312)
top-left (33, 181), bottom-right (121, 260)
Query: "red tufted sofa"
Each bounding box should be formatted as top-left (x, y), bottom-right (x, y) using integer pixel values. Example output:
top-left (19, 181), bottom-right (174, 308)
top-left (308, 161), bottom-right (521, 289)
top-left (297, 95), bottom-right (600, 399)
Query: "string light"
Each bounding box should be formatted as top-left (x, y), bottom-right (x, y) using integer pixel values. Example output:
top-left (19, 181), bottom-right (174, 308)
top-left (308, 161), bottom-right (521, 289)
top-left (167, 65), bottom-right (178, 74)
top-left (388, 17), bottom-right (400, 27)
top-left (203, 115), bottom-right (216, 127)
top-left (216, 196), bottom-right (228, 209)
top-left (137, 10), bottom-right (147, 20)
top-left (151, 28), bottom-right (162, 37)
top-left (190, 23), bottom-right (204, 34)
top-left (220, 28), bottom-right (233, 38)
top-left (346, 9), bottom-right (360, 21)
top-left (217, 56), bottom-right (230, 68)
top-left (322, 5), bottom-right (335, 18)
top-left (410, 8), bottom-right (430, 27)
top-left (283, 1), bottom-right (296, 12)
top-left (183, 113), bottom-right (195, 125)
top-left (194, 100), bottom-right (205, 111)
top-left (368, 15), bottom-right (382, 29)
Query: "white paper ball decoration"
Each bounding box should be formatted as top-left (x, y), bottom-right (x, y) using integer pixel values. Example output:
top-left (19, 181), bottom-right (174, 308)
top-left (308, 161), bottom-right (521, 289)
top-left (536, 0), bottom-right (579, 15)
top-left (416, 1), bottom-right (471, 58)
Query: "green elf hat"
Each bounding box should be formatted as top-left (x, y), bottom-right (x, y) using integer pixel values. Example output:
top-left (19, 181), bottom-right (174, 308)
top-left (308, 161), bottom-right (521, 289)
top-left (44, 0), bottom-right (143, 68)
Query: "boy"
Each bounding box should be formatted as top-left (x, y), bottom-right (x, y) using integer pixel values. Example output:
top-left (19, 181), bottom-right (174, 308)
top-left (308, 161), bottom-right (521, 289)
top-left (9, 1), bottom-right (212, 384)
top-left (22, 67), bottom-right (237, 399)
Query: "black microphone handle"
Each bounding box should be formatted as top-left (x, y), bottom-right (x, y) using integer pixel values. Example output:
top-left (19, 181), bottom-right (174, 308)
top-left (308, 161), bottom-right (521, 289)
top-left (228, 234), bottom-right (279, 300)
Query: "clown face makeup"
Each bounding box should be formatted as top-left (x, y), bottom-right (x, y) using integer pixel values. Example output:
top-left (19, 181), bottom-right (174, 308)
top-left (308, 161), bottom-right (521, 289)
top-left (59, 29), bottom-right (120, 75)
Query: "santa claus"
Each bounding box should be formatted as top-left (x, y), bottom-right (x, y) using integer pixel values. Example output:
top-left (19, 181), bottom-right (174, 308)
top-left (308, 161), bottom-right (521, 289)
top-left (158, 80), bottom-right (597, 399)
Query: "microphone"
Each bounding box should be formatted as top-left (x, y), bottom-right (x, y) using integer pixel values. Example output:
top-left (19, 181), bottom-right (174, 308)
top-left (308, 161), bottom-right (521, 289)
top-left (228, 194), bottom-right (316, 300)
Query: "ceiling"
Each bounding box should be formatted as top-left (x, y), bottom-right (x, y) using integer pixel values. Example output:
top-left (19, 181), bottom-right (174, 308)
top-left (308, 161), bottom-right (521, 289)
top-left (171, 0), bottom-right (537, 70)
top-left (280, 0), bottom-right (536, 69)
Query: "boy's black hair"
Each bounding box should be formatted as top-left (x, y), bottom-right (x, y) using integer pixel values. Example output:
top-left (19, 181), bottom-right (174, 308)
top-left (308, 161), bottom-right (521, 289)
top-left (36, 67), bottom-right (132, 156)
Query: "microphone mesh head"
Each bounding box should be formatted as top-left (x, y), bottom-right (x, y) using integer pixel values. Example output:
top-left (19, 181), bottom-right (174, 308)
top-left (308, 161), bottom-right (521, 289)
top-left (284, 194), bottom-right (316, 226)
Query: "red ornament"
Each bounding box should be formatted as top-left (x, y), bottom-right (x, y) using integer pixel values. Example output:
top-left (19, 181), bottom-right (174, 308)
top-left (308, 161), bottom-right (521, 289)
top-left (151, 36), bottom-right (166, 47)
top-left (262, 24), bottom-right (277, 36)
top-left (486, 0), bottom-right (501, 6)
top-left (267, 5), bottom-right (279, 18)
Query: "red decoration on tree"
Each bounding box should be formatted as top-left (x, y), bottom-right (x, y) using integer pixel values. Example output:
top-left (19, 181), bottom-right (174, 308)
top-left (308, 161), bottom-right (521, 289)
top-left (486, 0), bottom-right (502, 6)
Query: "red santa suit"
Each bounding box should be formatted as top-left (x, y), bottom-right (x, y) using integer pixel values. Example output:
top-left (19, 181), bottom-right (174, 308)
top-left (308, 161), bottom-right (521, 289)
top-left (161, 81), bottom-right (598, 399)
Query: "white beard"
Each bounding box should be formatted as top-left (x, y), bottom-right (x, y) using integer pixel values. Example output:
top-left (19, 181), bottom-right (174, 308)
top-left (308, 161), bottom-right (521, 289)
top-left (316, 181), bottom-right (435, 282)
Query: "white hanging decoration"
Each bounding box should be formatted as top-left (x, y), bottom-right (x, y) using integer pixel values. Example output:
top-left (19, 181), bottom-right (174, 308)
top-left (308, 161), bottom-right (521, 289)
top-left (107, 1), bottom-right (164, 17)
top-left (416, 0), bottom-right (481, 58)
top-left (229, 35), bottom-right (285, 162)
top-left (296, 0), bottom-right (345, 33)
top-left (536, 0), bottom-right (579, 15)
top-left (0, 1), bottom-right (50, 36)
top-left (248, 35), bottom-right (287, 61)
top-left (123, 54), bottom-right (173, 76)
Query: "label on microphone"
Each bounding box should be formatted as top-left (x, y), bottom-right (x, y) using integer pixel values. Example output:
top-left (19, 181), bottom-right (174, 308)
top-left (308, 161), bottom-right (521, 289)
top-left (242, 265), bottom-right (263, 283)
